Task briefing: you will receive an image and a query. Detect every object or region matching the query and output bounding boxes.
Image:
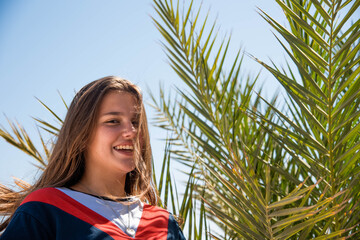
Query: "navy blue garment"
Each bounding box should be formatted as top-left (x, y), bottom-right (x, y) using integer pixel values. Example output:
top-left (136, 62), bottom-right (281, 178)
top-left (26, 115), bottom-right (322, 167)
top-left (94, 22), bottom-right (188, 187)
top-left (1, 188), bottom-right (185, 240)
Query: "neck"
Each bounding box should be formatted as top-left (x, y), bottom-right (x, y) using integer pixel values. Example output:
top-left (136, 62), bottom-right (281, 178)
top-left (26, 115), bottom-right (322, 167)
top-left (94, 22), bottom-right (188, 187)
top-left (72, 174), bottom-right (127, 199)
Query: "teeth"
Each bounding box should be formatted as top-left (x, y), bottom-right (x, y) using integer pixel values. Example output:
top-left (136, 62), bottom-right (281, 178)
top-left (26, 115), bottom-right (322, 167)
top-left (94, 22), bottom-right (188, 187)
top-left (114, 145), bottom-right (134, 150)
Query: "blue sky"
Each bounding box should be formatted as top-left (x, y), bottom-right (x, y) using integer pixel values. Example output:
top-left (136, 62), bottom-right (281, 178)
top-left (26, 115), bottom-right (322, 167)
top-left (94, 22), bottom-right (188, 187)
top-left (0, 0), bottom-right (287, 185)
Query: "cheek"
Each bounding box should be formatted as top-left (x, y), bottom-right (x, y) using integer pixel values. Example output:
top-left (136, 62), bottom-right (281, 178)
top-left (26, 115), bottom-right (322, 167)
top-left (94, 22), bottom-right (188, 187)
top-left (86, 128), bottom-right (112, 152)
top-left (96, 126), bottom-right (118, 140)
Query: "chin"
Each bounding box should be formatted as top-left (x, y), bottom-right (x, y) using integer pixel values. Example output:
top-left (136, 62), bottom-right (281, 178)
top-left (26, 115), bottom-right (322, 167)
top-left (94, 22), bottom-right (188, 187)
top-left (116, 165), bottom-right (136, 175)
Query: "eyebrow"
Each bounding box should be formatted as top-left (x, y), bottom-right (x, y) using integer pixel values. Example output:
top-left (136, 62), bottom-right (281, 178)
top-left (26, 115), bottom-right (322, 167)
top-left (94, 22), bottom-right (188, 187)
top-left (101, 112), bottom-right (125, 117)
top-left (100, 111), bottom-right (139, 118)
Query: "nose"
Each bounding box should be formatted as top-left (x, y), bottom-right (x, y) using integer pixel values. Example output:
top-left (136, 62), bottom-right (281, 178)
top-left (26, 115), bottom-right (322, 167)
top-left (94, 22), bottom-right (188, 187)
top-left (122, 122), bottom-right (137, 139)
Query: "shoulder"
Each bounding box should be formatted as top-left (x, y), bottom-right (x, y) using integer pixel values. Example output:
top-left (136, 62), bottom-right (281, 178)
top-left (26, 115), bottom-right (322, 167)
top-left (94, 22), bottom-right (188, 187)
top-left (21, 187), bottom-right (64, 205)
top-left (141, 204), bottom-right (171, 223)
top-left (167, 213), bottom-right (186, 239)
top-left (18, 187), bottom-right (65, 215)
top-left (136, 204), bottom-right (186, 239)
top-left (142, 204), bottom-right (173, 220)
top-left (142, 204), bottom-right (182, 222)
top-left (0, 188), bottom-right (63, 239)
top-left (19, 187), bottom-right (84, 222)
top-left (142, 204), bottom-right (185, 235)
top-left (17, 187), bottom-right (73, 221)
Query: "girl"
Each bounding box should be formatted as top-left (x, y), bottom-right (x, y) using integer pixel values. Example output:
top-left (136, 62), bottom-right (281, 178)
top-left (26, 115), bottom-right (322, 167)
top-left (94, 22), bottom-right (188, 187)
top-left (0, 76), bottom-right (185, 239)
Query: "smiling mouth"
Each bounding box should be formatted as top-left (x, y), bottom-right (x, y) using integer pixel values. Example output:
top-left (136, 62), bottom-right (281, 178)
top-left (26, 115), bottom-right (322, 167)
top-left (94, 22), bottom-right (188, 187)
top-left (113, 145), bottom-right (134, 153)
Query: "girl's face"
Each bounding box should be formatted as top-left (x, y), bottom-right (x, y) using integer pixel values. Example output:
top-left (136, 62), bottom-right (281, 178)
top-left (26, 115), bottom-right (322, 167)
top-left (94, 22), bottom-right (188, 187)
top-left (84, 91), bottom-right (139, 180)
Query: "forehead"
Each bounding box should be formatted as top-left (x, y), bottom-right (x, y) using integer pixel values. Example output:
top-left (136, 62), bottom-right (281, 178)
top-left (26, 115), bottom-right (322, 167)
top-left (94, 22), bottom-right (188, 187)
top-left (98, 91), bottom-right (139, 116)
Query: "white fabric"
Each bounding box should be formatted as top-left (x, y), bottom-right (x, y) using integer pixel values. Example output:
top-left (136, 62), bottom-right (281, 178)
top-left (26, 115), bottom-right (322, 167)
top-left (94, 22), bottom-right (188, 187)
top-left (56, 187), bottom-right (143, 237)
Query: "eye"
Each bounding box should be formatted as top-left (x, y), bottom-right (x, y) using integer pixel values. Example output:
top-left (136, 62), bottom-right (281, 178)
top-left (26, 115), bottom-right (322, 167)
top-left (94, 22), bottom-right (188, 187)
top-left (131, 120), bottom-right (139, 127)
top-left (106, 119), bottom-right (120, 124)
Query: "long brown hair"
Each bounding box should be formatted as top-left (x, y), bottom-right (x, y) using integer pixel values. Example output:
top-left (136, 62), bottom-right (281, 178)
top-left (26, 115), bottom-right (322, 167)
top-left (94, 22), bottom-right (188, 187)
top-left (0, 76), bottom-right (158, 231)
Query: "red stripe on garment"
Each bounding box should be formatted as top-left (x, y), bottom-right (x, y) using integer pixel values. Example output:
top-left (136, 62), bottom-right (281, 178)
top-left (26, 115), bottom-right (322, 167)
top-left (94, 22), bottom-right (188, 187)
top-left (21, 188), bottom-right (169, 240)
top-left (21, 188), bottom-right (130, 239)
top-left (135, 204), bottom-right (169, 240)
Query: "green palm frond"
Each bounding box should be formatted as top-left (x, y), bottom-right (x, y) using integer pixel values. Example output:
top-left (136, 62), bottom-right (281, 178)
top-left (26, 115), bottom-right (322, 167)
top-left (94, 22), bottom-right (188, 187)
top-left (0, 119), bottom-right (48, 169)
top-left (0, 98), bottom-right (64, 169)
top-left (152, 0), bottom-right (360, 238)
top-left (153, 138), bottom-right (210, 239)
top-left (253, 0), bottom-right (360, 237)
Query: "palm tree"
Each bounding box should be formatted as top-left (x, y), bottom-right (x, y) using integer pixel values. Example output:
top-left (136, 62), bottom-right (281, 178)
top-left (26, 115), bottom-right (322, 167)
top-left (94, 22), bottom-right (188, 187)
top-left (151, 0), bottom-right (360, 239)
